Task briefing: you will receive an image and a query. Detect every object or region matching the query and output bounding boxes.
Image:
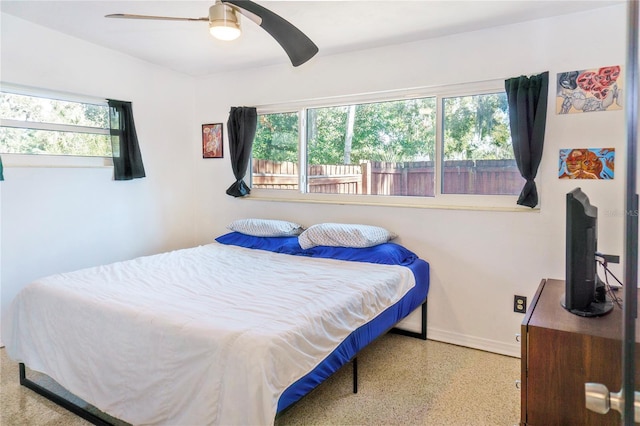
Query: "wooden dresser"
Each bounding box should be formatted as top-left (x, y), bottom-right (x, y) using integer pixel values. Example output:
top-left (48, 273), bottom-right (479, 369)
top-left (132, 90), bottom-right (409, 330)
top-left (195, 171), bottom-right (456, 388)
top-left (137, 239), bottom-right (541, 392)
top-left (520, 278), bottom-right (640, 425)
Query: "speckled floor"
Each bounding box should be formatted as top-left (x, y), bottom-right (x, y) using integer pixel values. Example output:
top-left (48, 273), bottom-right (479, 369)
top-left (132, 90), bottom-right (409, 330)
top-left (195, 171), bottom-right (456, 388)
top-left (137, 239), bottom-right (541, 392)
top-left (1, 335), bottom-right (520, 425)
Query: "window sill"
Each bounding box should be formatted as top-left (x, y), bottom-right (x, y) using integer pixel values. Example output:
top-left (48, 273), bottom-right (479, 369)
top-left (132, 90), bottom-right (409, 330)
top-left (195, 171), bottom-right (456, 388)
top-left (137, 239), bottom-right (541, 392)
top-left (242, 189), bottom-right (541, 213)
top-left (2, 153), bottom-right (113, 169)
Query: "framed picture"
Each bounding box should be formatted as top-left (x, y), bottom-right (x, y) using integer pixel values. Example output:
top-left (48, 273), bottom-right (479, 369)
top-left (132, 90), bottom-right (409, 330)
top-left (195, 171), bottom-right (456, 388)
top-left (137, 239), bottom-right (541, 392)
top-left (556, 65), bottom-right (623, 114)
top-left (559, 148), bottom-right (615, 180)
top-left (202, 123), bottom-right (223, 158)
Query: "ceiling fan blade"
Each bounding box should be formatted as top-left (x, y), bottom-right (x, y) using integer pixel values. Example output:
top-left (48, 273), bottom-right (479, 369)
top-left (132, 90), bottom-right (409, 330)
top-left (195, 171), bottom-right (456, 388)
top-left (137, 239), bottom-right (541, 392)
top-left (105, 13), bottom-right (208, 22)
top-left (222, 0), bottom-right (318, 67)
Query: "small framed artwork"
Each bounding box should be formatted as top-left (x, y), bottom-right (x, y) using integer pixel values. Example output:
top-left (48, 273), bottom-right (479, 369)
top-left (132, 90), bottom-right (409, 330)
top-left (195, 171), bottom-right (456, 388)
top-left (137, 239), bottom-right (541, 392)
top-left (202, 123), bottom-right (223, 158)
top-left (559, 148), bottom-right (615, 180)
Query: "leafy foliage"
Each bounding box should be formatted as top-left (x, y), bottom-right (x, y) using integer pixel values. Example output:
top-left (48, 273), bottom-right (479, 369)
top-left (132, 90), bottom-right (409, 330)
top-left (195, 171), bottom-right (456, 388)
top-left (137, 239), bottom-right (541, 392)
top-left (252, 112), bottom-right (298, 162)
top-left (0, 92), bottom-right (111, 156)
top-left (307, 98), bottom-right (437, 164)
top-left (0, 128), bottom-right (111, 156)
top-left (443, 93), bottom-right (512, 160)
top-left (254, 93), bottom-right (511, 166)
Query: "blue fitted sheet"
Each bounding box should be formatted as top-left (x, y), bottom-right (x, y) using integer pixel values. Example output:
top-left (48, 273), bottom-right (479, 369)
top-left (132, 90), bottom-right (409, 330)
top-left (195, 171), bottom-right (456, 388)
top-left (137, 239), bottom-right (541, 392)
top-left (216, 232), bottom-right (419, 266)
top-left (276, 258), bottom-right (429, 413)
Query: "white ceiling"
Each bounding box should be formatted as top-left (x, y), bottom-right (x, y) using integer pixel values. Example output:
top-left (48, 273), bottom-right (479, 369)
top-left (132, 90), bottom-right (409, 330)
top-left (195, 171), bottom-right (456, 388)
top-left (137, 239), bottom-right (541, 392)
top-left (0, 0), bottom-right (622, 76)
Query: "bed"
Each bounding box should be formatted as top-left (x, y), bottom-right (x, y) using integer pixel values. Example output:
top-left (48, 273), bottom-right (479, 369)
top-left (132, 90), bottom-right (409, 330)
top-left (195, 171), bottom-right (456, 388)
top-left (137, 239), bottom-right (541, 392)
top-left (5, 222), bottom-right (429, 425)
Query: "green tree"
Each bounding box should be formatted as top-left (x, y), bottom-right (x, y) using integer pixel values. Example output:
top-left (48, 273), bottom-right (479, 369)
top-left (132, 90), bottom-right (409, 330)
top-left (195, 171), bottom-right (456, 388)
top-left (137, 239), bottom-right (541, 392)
top-left (253, 93), bottom-right (511, 166)
top-left (304, 98), bottom-right (436, 165)
top-left (0, 92), bottom-right (110, 156)
top-left (351, 98), bottom-right (436, 163)
top-left (443, 93), bottom-right (512, 160)
top-left (253, 112), bottom-right (298, 162)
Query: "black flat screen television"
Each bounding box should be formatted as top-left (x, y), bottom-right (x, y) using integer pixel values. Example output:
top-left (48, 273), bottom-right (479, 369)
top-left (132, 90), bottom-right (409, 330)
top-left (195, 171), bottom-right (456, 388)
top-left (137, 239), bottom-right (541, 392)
top-left (562, 187), bottom-right (613, 317)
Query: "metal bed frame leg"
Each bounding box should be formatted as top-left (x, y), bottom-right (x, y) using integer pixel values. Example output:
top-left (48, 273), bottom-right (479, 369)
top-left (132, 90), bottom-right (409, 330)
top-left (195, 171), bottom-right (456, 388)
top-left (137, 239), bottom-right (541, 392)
top-left (390, 300), bottom-right (427, 340)
top-left (19, 363), bottom-right (114, 426)
top-left (350, 300), bottom-right (427, 394)
top-left (352, 357), bottom-right (358, 393)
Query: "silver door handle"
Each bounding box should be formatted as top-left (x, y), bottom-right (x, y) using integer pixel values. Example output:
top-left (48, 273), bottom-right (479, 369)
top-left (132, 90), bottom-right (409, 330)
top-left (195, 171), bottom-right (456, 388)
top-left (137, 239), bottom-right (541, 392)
top-left (585, 382), bottom-right (640, 422)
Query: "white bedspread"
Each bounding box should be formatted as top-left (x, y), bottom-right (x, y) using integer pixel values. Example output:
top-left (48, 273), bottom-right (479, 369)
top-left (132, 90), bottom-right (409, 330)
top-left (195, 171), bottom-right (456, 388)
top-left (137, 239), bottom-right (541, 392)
top-left (5, 243), bottom-right (415, 425)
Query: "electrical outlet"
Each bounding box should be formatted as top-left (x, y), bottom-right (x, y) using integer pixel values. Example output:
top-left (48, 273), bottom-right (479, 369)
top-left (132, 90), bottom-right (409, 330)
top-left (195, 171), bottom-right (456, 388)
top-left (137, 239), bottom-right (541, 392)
top-left (514, 295), bottom-right (527, 313)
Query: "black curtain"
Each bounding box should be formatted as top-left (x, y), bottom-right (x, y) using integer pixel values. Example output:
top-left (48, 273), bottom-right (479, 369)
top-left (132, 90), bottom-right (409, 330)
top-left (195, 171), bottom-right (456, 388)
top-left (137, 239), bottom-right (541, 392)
top-left (108, 99), bottom-right (146, 181)
top-left (226, 107), bottom-right (257, 197)
top-left (505, 71), bottom-right (549, 208)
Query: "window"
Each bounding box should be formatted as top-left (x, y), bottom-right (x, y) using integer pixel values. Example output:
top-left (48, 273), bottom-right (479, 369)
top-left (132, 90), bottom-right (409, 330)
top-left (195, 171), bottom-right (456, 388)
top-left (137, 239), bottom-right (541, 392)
top-left (254, 98), bottom-right (437, 196)
top-left (305, 98), bottom-right (436, 196)
top-left (251, 81), bottom-right (525, 207)
top-left (253, 111), bottom-right (299, 190)
top-left (0, 89), bottom-right (111, 157)
top-left (442, 92), bottom-right (523, 195)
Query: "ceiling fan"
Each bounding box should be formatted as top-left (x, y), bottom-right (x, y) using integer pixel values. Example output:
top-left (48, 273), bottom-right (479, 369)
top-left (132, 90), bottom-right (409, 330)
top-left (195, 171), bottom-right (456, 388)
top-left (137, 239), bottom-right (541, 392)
top-left (105, 1), bottom-right (319, 67)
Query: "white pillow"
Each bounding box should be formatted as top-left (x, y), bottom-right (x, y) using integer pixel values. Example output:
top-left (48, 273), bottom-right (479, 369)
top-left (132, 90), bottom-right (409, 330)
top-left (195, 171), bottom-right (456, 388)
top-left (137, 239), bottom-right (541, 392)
top-left (227, 218), bottom-right (304, 237)
top-left (298, 223), bottom-right (397, 249)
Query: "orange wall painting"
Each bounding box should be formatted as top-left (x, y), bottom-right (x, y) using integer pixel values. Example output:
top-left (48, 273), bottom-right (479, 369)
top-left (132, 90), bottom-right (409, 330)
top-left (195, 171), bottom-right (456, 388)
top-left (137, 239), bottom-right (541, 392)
top-left (559, 148), bottom-right (615, 180)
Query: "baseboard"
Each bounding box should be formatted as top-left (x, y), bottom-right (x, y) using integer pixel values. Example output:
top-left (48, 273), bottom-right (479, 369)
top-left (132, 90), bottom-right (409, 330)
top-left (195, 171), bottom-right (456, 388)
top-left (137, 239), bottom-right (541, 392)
top-left (394, 313), bottom-right (521, 358)
top-left (426, 327), bottom-right (521, 358)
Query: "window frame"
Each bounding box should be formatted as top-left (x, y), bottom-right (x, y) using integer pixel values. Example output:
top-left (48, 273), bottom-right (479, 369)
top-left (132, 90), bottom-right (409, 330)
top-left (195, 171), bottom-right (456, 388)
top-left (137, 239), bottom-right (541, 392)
top-left (251, 80), bottom-right (535, 211)
top-left (253, 81), bottom-right (534, 211)
top-left (0, 83), bottom-right (113, 168)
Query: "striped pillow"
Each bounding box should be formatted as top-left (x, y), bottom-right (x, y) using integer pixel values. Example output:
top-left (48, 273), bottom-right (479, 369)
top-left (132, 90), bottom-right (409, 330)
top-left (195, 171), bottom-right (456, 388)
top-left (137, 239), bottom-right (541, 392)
top-left (227, 219), bottom-right (304, 237)
top-left (298, 223), bottom-right (397, 249)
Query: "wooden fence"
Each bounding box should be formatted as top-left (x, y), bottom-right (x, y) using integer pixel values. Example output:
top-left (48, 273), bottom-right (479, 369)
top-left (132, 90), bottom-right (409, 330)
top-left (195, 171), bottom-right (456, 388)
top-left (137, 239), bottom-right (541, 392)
top-left (252, 159), bottom-right (524, 195)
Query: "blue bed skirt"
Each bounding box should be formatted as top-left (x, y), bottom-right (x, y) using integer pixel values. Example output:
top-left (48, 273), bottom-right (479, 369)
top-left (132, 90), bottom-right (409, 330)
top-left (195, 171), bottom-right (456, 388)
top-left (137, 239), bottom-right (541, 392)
top-left (276, 258), bottom-right (430, 413)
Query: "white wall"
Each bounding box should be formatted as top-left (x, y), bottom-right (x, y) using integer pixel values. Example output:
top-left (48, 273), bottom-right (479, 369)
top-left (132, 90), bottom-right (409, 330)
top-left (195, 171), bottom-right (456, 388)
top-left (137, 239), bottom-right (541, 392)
top-left (192, 5), bottom-right (627, 356)
top-left (0, 14), bottom-right (199, 343)
top-left (0, 5), bottom-right (628, 357)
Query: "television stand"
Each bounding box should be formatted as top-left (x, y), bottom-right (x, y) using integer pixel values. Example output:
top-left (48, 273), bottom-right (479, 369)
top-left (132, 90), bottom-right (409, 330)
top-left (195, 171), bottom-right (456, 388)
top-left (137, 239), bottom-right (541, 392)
top-left (560, 296), bottom-right (614, 317)
top-left (520, 278), bottom-right (639, 425)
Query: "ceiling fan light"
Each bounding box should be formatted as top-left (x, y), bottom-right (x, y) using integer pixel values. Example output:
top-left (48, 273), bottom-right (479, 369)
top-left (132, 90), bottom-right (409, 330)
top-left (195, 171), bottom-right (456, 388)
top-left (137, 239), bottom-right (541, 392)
top-left (209, 4), bottom-right (241, 41)
top-left (209, 24), bottom-right (241, 41)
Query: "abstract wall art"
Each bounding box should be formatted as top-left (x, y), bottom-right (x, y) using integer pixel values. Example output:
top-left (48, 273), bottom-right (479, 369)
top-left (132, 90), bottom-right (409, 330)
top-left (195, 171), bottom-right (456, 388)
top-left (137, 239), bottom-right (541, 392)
top-left (559, 148), bottom-right (615, 180)
top-left (556, 66), bottom-right (623, 114)
top-left (202, 123), bottom-right (223, 158)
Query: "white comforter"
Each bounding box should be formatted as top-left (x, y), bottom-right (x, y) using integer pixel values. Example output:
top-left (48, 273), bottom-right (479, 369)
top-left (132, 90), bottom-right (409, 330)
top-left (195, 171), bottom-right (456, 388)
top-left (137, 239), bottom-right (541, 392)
top-left (5, 243), bottom-right (415, 425)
